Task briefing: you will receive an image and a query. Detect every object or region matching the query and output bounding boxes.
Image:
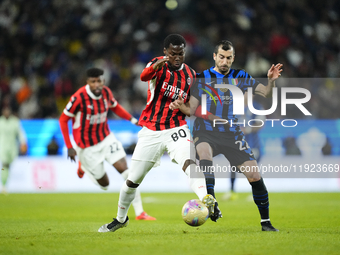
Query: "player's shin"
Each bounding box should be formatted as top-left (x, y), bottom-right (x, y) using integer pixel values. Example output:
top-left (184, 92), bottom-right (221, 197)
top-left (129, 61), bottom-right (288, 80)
top-left (250, 177), bottom-right (270, 221)
top-left (200, 160), bottom-right (216, 198)
top-left (117, 181), bottom-right (136, 223)
top-left (185, 163), bottom-right (207, 201)
top-left (120, 169), bottom-right (143, 216)
top-left (1, 165), bottom-right (9, 186)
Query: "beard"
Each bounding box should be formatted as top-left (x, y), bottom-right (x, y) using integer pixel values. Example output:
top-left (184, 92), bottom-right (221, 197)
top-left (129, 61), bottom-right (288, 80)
top-left (217, 65), bottom-right (230, 75)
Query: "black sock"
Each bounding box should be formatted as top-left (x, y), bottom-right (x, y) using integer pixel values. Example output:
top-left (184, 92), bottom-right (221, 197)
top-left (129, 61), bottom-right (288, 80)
top-left (250, 178), bottom-right (269, 220)
top-left (230, 171), bottom-right (236, 192)
top-left (200, 160), bottom-right (215, 198)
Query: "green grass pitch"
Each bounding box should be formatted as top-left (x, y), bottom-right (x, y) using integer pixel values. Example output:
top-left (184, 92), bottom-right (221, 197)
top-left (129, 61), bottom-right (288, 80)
top-left (1, 192), bottom-right (339, 255)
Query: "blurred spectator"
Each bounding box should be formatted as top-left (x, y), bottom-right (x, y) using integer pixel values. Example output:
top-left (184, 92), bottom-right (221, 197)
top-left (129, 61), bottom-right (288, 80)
top-left (0, 0), bottom-right (340, 119)
top-left (283, 137), bottom-right (301, 156)
top-left (47, 136), bottom-right (60, 155)
top-left (297, 128), bottom-right (327, 157)
top-left (322, 138), bottom-right (333, 155)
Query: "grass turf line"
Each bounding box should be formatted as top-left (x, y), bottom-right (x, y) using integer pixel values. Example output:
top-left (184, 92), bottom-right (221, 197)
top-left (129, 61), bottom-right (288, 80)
top-left (0, 192), bottom-right (339, 255)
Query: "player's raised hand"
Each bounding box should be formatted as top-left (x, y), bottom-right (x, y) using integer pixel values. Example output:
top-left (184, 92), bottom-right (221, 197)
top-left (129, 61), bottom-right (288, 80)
top-left (267, 63), bottom-right (283, 81)
top-left (169, 94), bottom-right (184, 110)
top-left (67, 148), bottom-right (77, 162)
top-left (153, 56), bottom-right (169, 70)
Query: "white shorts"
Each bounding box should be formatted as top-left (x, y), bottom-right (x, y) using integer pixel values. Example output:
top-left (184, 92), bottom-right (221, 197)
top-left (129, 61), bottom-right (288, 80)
top-left (74, 133), bottom-right (126, 179)
top-left (132, 125), bottom-right (195, 168)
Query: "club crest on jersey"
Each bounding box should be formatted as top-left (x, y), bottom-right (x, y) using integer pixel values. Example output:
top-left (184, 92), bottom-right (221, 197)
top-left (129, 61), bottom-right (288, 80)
top-left (219, 87), bottom-right (229, 93)
top-left (187, 77), bottom-right (191, 85)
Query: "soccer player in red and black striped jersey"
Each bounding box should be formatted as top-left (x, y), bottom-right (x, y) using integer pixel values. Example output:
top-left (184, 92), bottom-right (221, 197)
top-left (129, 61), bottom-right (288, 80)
top-left (138, 51), bottom-right (195, 130)
top-left (98, 34), bottom-right (216, 233)
top-left (59, 68), bottom-right (156, 221)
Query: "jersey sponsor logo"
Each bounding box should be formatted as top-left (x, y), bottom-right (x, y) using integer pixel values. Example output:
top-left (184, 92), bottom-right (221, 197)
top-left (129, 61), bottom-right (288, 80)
top-left (86, 112), bottom-right (108, 125)
top-left (162, 81), bottom-right (188, 99)
top-left (210, 95), bottom-right (233, 105)
top-left (87, 105), bottom-right (93, 109)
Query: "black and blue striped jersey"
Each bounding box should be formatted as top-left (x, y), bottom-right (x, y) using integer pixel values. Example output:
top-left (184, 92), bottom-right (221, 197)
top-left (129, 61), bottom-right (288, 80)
top-left (192, 67), bottom-right (260, 134)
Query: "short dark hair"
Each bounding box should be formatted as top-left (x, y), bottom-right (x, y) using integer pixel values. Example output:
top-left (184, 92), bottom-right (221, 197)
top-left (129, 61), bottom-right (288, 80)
top-left (214, 40), bottom-right (234, 55)
top-left (164, 34), bottom-right (186, 49)
top-left (86, 67), bottom-right (104, 78)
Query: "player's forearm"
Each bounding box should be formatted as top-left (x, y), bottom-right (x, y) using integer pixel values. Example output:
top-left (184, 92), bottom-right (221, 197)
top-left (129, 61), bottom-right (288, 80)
top-left (111, 103), bottom-right (138, 124)
top-left (178, 102), bottom-right (191, 116)
top-left (140, 65), bottom-right (156, 81)
top-left (194, 106), bottom-right (225, 123)
top-left (111, 103), bottom-right (132, 120)
top-left (59, 113), bottom-right (73, 149)
top-left (18, 126), bottom-right (27, 145)
top-left (264, 80), bottom-right (275, 98)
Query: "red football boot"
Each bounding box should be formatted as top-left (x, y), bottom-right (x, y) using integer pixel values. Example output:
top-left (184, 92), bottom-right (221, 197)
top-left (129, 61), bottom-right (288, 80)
top-left (77, 161), bottom-right (85, 178)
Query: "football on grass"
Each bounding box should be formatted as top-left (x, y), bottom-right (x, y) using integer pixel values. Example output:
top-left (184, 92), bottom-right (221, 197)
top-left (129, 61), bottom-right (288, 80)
top-left (181, 199), bottom-right (209, 226)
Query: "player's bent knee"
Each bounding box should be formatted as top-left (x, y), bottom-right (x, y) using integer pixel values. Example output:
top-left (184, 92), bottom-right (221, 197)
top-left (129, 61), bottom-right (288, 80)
top-left (247, 174), bottom-right (261, 183)
top-left (198, 151), bottom-right (213, 161)
top-left (113, 158), bottom-right (128, 173)
top-left (126, 179), bottom-right (139, 188)
top-left (97, 180), bottom-right (109, 187)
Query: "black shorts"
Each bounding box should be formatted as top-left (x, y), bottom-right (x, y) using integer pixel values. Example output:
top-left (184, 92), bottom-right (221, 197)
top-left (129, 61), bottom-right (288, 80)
top-left (193, 131), bottom-right (256, 167)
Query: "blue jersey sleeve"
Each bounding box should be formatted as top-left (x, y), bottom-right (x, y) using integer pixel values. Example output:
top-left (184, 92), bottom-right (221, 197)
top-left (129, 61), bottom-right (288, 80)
top-left (191, 73), bottom-right (203, 102)
top-left (236, 70), bottom-right (260, 94)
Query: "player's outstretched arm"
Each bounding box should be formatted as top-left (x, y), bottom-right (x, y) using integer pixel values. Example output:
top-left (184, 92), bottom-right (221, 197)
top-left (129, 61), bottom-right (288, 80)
top-left (110, 103), bottom-right (139, 126)
top-left (255, 63), bottom-right (283, 98)
top-left (59, 112), bottom-right (77, 162)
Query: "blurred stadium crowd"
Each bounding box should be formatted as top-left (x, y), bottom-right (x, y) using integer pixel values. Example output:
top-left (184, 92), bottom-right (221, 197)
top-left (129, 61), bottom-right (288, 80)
top-left (0, 0), bottom-right (340, 119)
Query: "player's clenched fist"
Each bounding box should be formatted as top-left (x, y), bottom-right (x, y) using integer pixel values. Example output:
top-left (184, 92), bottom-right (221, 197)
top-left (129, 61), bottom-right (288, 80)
top-left (169, 94), bottom-right (184, 110)
top-left (153, 56), bottom-right (169, 70)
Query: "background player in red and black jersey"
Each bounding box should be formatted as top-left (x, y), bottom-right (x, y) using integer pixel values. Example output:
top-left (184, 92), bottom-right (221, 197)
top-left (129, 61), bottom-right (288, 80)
top-left (98, 35), bottom-right (216, 233)
top-left (59, 68), bottom-right (155, 221)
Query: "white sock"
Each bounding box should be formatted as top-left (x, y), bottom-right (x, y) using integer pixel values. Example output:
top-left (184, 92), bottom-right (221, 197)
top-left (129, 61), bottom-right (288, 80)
top-left (117, 182), bottom-right (137, 223)
top-left (261, 219), bottom-right (270, 223)
top-left (185, 164), bottom-right (207, 201)
top-left (121, 169), bottom-right (144, 216)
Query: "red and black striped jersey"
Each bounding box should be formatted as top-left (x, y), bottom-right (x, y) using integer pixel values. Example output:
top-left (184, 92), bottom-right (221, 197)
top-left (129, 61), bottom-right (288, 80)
top-left (139, 56), bottom-right (196, 131)
top-left (63, 85), bottom-right (117, 148)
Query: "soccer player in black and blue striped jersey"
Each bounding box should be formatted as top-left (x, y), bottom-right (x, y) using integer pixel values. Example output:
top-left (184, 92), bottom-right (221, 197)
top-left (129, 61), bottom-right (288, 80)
top-left (223, 93), bottom-right (266, 201)
top-left (170, 40), bottom-right (282, 231)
